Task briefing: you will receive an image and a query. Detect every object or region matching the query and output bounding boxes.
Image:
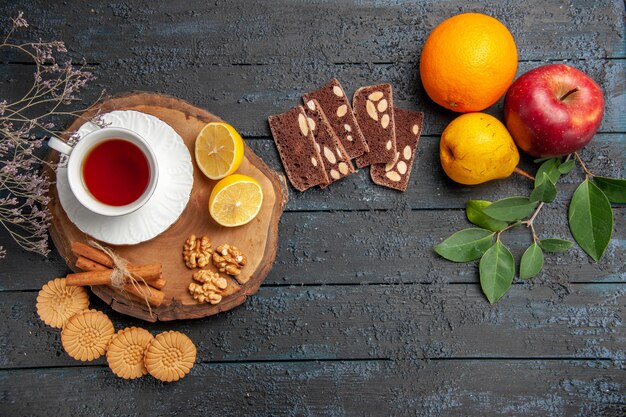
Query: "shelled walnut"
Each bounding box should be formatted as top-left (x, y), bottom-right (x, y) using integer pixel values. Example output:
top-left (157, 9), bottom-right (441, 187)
top-left (183, 235), bottom-right (212, 269)
top-left (188, 270), bottom-right (228, 305)
top-left (212, 244), bottom-right (247, 277)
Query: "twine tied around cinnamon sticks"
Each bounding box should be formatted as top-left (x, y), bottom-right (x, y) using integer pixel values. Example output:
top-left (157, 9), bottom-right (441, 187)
top-left (66, 241), bottom-right (166, 316)
top-left (90, 240), bottom-right (155, 316)
top-left (88, 240), bottom-right (134, 288)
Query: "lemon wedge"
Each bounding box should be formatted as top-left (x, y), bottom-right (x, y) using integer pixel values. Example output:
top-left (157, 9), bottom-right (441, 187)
top-left (209, 174), bottom-right (263, 227)
top-left (194, 122), bottom-right (244, 180)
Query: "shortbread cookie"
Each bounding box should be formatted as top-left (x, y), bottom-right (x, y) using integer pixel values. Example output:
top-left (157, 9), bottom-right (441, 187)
top-left (145, 331), bottom-right (196, 382)
top-left (303, 79), bottom-right (369, 159)
top-left (371, 108), bottom-right (424, 192)
top-left (61, 309), bottom-right (115, 362)
top-left (303, 99), bottom-right (355, 186)
top-left (268, 106), bottom-right (329, 191)
top-left (107, 327), bottom-right (154, 379)
top-left (354, 84), bottom-right (397, 168)
top-left (36, 278), bottom-right (89, 328)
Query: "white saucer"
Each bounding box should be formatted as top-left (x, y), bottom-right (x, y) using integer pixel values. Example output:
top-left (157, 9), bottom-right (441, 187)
top-left (56, 110), bottom-right (194, 245)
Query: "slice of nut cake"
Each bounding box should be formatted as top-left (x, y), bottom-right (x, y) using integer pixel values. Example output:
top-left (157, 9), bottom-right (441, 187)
top-left (370, 108), bottom-right (424, 192)
top-left (268, 106), bottom-right (329, 191)
top-left (303, 79), bottom-right (369, 159)
top-left (353, 83), bottom-right (397, 168)
top-left (303, 99), bottom-right (355, 187)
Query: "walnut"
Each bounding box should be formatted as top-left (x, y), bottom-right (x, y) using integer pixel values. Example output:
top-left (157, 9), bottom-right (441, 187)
top-left (188, 270), bottom-right (228, 305)
top-left (212, 244), bottom-right (247, 277)
top-left (183, 235), bottom-right (212, 269)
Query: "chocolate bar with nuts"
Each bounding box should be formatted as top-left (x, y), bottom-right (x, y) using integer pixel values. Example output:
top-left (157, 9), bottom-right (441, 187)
top-left (268, 106), bottom-right (329, 191)
top-left (303, 79), bottom-right (369, 159)
top-left (370, 108), bottom-right (423, 192)
top-left (303, 99), bottom-right (355, 187)
top-left (353, 83), bottom-right (397, 168)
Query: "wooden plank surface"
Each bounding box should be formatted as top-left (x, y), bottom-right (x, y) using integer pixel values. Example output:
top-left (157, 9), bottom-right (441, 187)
top-left (1, 283), bottom-right (624, 368)
top-left (2, 206), bottom-right (624, 290)
top-left (1, 59), bottom-right (624, 137)
top-left (0, 0), bottom-right (624, 416)
top-left (1, 0), bottom-right (624, 63)
top-left (0, 360), bottom-right (624, 417)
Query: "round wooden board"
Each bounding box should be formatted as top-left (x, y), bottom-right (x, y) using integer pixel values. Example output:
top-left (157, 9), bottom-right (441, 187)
top-left (46, 92), bottom-right (288, 322)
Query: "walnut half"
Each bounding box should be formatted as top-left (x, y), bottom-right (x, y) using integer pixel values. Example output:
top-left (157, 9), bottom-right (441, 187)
top-left (188, 270), bottom-right (228, 305)
top-left (183, 235), bottom-right (212, 269)
top-left (212, 244), bottom-right (247, 277)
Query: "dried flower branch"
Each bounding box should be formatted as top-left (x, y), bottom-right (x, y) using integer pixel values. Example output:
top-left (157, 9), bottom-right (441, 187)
top-left (0, 12), bottom-right (103, 259)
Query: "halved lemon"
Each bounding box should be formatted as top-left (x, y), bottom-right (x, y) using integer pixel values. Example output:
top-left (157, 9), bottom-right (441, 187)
top-left (209, 174), bottom-right (263, 227)
top-left (194, 122), bottom-right (245, 180)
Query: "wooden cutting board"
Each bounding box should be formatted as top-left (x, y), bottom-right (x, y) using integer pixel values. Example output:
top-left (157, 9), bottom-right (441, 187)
top-left (46, 92), bottom-right (288, 322)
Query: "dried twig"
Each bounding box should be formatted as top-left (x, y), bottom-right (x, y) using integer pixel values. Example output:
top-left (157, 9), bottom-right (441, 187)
top-left (0, 12), bottom-right (104, 259)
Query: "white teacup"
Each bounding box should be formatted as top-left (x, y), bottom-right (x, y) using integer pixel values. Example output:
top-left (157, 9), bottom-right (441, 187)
top-left (48, 127), bottom-right (159, 217)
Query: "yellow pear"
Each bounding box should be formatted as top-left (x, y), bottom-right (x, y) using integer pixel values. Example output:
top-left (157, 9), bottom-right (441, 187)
top-left (440, 113), bottom-right (520, 185)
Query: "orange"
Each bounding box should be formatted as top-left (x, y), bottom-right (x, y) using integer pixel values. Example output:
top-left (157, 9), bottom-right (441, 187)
top-left (420, 13), bottom-right (518, 113)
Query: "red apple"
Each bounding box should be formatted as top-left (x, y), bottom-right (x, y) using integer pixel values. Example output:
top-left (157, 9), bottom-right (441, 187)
top-left (503, 64), bottom-right (604, 157)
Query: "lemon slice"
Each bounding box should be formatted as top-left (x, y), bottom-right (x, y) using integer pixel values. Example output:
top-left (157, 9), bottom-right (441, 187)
top-left (194, 122), bottom-right (245, 180)
top-left (209, 174), bottom-right (263, 227)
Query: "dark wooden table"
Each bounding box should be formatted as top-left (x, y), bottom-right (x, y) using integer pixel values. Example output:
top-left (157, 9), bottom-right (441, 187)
top-left (1, 1), bottom-right (624, 416)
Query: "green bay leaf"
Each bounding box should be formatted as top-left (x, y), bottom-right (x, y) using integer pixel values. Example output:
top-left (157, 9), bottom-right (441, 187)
top-left (530, 173), bottom-right (557, 203)
top-left (479, 240), bottom-right (515, 304)
top-left (539, 238), bottom-right (574, 253)
top-left (434, 228), bottom-right (494, 262)
top-left (519, 243), bottom-right (544, 280)
top-left (568, 179), bottom-right (613, 262)
top-left (558, 159), bottom-right (576, 174)
top-left (466, 200), bottom-right (509, 232)
top-left (593, 176), bottom-right (626, 203)
top-left (535, 158), bottom-right (561, 187)
top-left (483, 197), bottom-right (538, 222)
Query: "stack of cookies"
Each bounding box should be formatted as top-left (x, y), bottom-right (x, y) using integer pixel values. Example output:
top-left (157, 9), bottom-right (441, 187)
top-left (268, 79), bottom-right (424, 192)
top-left (36, 277), bottom-right (196, 382)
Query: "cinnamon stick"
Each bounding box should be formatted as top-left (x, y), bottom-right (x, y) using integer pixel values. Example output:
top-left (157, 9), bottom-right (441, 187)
top-left (71, 242), bottom-right (117, 268)
top-left (66, 264), bottom-right (162, 287)
top-left (123, 281), bottom-right (165, 307)
top-left (70, 241), bottom-right (167, 307)
top-left (74, 256), bottom-right (167, 290)
top-left (73, 256), bottom-right (165, 307)
top-left (146, 277), bottom-right (167, 291)
top-left (75, 256), bottom-right (107, 271)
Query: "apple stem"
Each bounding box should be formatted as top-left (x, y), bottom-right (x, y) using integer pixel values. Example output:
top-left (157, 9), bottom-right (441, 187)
top-left (559, 87), bottom-right (580, 101)
top-left (574, 152), bottom-right (593, 178)
top-left (514, 167), bottom-right (536, 181)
